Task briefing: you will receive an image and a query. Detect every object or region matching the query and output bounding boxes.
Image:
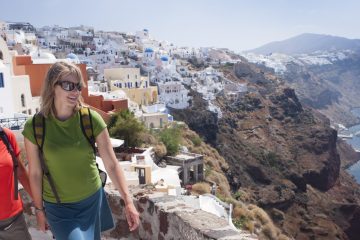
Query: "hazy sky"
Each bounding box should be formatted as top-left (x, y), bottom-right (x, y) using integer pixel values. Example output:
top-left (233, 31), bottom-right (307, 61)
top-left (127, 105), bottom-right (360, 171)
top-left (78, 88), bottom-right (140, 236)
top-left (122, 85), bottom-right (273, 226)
top-left (2, 0), bottom-right (360, 51)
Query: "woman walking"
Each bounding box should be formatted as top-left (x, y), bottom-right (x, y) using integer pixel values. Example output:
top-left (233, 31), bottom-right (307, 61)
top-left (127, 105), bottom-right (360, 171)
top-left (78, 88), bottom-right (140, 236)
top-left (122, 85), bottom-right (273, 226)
top-left (23, 61), bottom-right (139, 240)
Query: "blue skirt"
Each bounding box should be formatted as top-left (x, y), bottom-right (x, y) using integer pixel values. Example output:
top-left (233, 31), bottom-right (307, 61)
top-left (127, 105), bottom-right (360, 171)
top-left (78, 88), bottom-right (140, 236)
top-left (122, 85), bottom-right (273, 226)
top-left (44, 188), bottom-right (114, 240)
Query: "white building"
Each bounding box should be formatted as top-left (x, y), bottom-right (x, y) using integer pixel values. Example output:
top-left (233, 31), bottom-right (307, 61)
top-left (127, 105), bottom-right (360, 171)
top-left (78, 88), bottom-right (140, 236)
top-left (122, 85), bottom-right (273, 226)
top-left (160, 56), bottom-right (169, 66)
top-left (135, 29), bottom-right (149, 44)
top-left (29, 50), bottom-right (57, 64)
top-left (0, 59), bottom-right (16, 118)
top-left (141, 112), bottom-right (168, 128)
top-left (42, 35), bottom-right (58, 48)
top-left (93, 37), bottom-right (105, 49)
top-left (4, 30), bottom-right (26, 46)
top-left (144, 47), bottom-right (155, 60)
top-left (158, 81), bottom-right (190, 109)
top-left (24, 32), bottom-right (37, 45)
top-left (172, 47), bottom-right (202, 59)
top-left (56, 30), bottom-right (69, 40)
top-left (0, 38), bottom-right (38, 118)
top-left (0, 21), bottom-right (8, 32)
top-left (105, 67), bottom-right (148, 89)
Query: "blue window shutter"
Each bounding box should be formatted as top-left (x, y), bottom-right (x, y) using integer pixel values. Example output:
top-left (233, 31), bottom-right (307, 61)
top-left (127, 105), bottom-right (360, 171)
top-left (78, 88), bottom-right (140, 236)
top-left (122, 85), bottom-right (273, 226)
top-left (0, 73), bottom-right (4, 88)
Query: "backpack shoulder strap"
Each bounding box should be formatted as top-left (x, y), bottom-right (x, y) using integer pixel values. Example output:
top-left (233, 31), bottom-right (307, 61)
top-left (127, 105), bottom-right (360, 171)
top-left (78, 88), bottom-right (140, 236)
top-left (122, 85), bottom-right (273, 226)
top-left (79, 107), bottom-right (96, 154)
top-left (79, 108), bottom-right (107, 186)
top-left (32, 113), bottom-right (45, 151)
top-left (0, 126), bottom-right (19, 200)
top-left (31, 113), bottom-right (61, 203)
top-left (0, 126), bottom-right (12, 152)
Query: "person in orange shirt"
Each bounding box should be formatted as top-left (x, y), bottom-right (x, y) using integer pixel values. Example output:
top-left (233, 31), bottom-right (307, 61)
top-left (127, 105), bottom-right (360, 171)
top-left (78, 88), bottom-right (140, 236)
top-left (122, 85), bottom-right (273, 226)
top-left (0, 127), bottom-right (32, 240)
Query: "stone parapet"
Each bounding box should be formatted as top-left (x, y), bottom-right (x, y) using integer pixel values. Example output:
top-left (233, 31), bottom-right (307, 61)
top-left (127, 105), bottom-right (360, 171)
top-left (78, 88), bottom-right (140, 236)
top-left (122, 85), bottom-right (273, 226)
top-left (21, 186), bottom-right (257, 240)
top-left (103, 188), bottom-right (257, 240)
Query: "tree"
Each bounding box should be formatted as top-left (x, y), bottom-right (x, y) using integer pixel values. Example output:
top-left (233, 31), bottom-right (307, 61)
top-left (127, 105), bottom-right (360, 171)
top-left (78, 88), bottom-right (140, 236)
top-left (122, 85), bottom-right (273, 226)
top-left (159, 126), bottom-right (181, 155)
top-left (108, 110), bottom-right (145, 147)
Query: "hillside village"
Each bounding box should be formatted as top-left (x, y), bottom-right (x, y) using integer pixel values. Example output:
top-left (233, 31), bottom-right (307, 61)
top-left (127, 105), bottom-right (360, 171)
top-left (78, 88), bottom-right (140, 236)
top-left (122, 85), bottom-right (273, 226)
top-left (0, 22), bottom-right (247, 121)
top-left (0, 21), bottom-right (265, 239)
top-left (2, 21), bottom-right (360, 240)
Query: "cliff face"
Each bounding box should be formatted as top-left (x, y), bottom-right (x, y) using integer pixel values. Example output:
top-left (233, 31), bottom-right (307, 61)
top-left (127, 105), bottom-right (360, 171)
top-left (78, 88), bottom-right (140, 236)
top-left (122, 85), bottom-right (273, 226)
top-left (171, 61), bottom-right (360, 240)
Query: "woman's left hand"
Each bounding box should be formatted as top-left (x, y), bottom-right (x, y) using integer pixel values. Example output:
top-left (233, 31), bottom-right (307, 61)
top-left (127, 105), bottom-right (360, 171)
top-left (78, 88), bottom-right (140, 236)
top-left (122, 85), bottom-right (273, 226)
top-left (124, 203), bottom-right (140, 231)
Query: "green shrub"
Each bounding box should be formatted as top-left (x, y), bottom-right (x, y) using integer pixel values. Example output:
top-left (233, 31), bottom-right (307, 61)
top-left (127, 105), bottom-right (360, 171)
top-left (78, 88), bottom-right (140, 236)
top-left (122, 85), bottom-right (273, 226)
top-left (159, 126), bottom-right (181, 155)
top-left (204, 166), bottom-right (212, 177)
top-left (190, 135), bottom-right (202, 147)
top-left (225, 62), bottom-right (234, 67)
top-left (232, 191), bottom-right (243, 200)
top-left (108, 110), bottom-right (146, 147)
top-left (265, 152), bottom-right (279, 167)
top-left (233, 215), bottom-right (249, 229)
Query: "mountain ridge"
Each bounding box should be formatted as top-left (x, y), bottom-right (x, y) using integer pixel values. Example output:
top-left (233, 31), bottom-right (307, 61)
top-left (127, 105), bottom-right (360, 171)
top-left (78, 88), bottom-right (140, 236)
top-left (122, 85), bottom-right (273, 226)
top-left (247, 33), bottom-right (360, 55)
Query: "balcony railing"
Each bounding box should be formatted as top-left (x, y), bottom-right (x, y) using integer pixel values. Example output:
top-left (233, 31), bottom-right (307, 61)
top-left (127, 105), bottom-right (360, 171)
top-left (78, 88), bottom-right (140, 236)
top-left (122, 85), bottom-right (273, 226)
top-left (0, 117), bottom-right (28, 130)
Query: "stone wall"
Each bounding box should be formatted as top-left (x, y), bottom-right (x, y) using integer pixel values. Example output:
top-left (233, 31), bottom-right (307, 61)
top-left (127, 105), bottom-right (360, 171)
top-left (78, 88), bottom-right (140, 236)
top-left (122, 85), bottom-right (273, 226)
top-left (103, 190), bottom-right (254, 240)
top-left (21, 187), bottom-right (256, 240)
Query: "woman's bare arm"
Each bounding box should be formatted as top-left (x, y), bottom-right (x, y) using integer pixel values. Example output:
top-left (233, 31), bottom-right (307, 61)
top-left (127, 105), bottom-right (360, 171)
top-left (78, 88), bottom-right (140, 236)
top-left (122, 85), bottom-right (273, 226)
top-left (96, 129), bottom-right (139, 231)
top-left (24, 138), bottom-right (47, 232)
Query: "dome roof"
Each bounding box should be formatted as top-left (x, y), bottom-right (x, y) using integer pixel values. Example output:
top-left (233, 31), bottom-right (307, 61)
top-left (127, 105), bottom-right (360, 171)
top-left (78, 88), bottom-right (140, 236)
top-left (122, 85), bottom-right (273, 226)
top-left (30, 51), bottom-right (56, 60)
top-left (66, 53), bottom-right (78, 59)
top-left (144, 48), bottom-right (154, 53)
top-left (160, 56), bottom-right (169, 61)
top-left (108, 90), bottom-right (127, 99)
top-left (86, 66), bottom-right (97, 73)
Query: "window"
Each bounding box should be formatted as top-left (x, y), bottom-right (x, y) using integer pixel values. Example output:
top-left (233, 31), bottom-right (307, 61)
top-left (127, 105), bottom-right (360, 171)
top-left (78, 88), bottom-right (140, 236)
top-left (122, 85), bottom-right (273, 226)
top-left (0, 73), bottom-right (4, 88)
top-left (21, 94), bottom-right (26, 107)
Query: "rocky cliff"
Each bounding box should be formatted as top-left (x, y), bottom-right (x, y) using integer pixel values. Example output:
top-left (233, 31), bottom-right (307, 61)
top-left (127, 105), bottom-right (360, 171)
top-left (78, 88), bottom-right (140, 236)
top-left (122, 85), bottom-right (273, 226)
top-left (171, 61), bottom-right (360, 240)
top-left (282, 52), bottom-right (360, 127)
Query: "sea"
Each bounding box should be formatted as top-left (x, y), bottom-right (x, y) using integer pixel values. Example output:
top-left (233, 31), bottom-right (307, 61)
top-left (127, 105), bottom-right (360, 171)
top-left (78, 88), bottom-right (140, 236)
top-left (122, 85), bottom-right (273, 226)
top-left (344, 108), bottom-right (360, 183)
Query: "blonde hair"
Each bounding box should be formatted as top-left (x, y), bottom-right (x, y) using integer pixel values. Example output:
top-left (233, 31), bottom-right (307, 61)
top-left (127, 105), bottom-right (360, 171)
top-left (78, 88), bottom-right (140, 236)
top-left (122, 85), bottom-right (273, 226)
top-left (40, 61), bottom-right (86, 118)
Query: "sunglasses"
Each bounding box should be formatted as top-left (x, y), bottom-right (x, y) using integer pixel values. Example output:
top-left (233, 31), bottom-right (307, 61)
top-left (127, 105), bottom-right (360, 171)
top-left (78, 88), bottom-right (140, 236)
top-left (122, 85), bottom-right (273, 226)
top-left (56, 81), bottom-right (82, 91)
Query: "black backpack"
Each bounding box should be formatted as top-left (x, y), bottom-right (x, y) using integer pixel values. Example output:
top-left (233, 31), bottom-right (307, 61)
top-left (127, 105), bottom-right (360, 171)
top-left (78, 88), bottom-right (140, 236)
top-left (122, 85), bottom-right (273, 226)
top-left (32, 107), bottom-right (107, 204)
top-left (0, 126), bottom-right (19, 200)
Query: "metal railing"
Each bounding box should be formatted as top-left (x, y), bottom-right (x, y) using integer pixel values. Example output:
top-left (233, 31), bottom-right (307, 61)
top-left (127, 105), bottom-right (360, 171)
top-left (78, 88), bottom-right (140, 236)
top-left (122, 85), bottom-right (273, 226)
top-left (0, 117), bottom-right (28, 130)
